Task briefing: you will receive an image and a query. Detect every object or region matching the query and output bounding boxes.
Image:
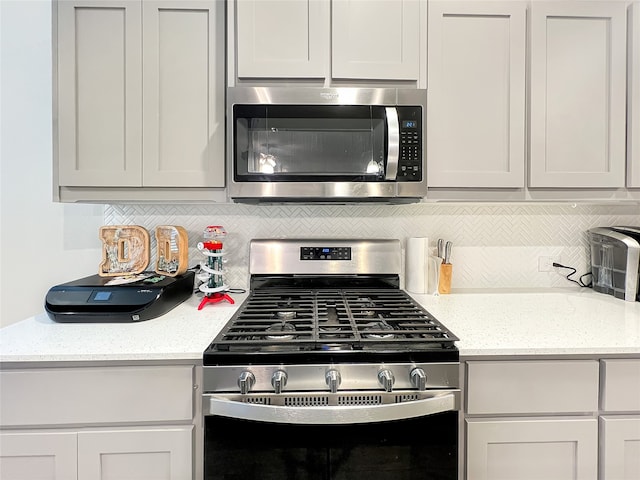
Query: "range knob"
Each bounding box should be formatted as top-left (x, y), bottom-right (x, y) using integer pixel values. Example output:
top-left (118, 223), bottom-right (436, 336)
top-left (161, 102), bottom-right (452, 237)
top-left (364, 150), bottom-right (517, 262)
top-left (237, 371), bottom-right (256, 394)
top-left (377, 369), bottom-right (395, 392)
top-left (410, 367), bottom-right (427, 391)
top-left (325, 369), bottom-right (341, 393)
top-left (271, 370), bottom-right (288, 394)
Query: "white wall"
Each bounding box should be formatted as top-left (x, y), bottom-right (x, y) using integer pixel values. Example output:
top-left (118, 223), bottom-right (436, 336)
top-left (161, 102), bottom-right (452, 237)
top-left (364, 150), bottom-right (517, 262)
top-left (0, 0), bottom-right (102, 328)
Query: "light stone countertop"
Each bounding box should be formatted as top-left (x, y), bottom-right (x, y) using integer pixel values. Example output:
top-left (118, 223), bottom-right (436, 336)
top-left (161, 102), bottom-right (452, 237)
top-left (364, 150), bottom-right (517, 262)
top-left (1, 289), bottom-right (639, 365)
top-left (410, 288), bottom-right (640, 357)
top-left (0, 294), bottom-right (245, 364)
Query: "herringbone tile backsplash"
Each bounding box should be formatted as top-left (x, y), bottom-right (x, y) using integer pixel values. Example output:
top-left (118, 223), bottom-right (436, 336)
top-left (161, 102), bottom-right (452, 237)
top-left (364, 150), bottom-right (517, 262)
top-left (104, 203), bottom-right (639, 291)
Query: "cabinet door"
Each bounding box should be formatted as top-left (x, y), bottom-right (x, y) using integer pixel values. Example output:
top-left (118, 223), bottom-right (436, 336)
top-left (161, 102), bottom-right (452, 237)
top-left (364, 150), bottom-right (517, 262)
top-left (529, 1), bottom-right (627, 188)
top-left (143, 0), bottom-right (225, 187)
top-left (466, 418), bottom-right (598, 480)
top-left (235, 0), bottom-right (328, 78)
top-left (601, 416), bottom-right (640, 480)
top-left (57, 0), bottom-right (143, 186)
top-left (0, 431), bottom-right (77, 480)
top-left (77, 427), bottom-right (193, 480)
top-left (466, 360), bottom-right (599, 415)
top-left (332, 0), bottom-right (420, 80)
top-left (629, 2), bottom-right (640, 188)
top-left (601, 359), bottom-right (640, 412)
top-left (427, 1), bottom-right (526, 188)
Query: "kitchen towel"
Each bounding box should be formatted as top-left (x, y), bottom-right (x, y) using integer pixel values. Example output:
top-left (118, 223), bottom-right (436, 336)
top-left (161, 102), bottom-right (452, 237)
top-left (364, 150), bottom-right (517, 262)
top-left (406, 237), bottom-right (430, 294)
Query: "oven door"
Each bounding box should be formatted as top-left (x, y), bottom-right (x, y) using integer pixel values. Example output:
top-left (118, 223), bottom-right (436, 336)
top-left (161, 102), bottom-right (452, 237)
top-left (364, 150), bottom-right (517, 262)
top-left (203, 390), bottom-right (459, 480)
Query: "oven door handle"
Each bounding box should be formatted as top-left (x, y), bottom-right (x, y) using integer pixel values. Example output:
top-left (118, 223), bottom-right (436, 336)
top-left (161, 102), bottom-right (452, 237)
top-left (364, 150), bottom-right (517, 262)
top-left (204, 391), bottom-right (459, 425)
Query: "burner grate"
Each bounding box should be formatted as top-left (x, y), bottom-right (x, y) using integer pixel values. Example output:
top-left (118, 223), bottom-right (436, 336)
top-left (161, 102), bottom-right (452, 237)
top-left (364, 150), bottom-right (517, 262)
top-left (208, 288), bottom-right (458, 353)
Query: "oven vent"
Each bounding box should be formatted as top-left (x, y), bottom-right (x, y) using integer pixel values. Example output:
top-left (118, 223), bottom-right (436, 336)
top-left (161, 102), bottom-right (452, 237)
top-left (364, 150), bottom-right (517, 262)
top-left (244, 397), bottom-right (271, 405)
top-left (284, 396), bottom-right (329, 406)
top-left (396, 394), bottom-right (419, 402)
top-left (338, 395), bottom-right (383, 406)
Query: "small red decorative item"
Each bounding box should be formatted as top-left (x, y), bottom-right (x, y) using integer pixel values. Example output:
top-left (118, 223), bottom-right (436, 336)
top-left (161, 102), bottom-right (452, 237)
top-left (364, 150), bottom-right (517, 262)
top-left (197, 292), bottom-right (235, 310)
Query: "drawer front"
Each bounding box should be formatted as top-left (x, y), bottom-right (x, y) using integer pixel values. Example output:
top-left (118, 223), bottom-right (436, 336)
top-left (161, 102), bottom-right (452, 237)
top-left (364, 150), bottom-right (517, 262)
top-left (466, 360), bottom-right (599, 415)
top-left (0, 365), bottom-right (194, 427)
top-left (601, 359), bottom-right (640, 412)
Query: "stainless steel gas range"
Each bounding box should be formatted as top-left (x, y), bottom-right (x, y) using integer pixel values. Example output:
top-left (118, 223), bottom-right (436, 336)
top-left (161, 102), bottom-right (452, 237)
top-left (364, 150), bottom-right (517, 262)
top-left (202, 239), bottom-right (460, 480)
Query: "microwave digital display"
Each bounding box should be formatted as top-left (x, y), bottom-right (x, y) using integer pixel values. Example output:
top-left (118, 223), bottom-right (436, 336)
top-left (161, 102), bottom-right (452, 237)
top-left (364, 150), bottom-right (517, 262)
top-left (402, 120), bottom-right (418, 129)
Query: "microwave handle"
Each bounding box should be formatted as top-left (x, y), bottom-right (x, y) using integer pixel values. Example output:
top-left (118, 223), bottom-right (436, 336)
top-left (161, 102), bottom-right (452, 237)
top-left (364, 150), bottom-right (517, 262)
top-left (385, 107), bottom-right (400, 180)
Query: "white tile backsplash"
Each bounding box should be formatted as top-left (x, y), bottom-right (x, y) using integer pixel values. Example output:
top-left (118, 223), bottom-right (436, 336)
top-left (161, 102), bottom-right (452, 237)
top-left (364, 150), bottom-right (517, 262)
top-left (104, 203), bottom-right (640, 291)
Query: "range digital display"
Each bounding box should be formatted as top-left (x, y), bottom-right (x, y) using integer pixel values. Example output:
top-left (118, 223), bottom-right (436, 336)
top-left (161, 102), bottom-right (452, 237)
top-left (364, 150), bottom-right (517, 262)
top-left (300, 246), bottom-right (351, 261)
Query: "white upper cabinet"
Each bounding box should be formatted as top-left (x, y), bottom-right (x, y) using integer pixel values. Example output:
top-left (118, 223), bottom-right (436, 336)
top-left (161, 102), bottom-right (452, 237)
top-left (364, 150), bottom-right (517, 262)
top-left (529, 1), bottom-right (627, 188)
top-left (142, 1), bottom-right (225, 187)
top-left (332, 0), bottom-right (420, 80)
top-left (232, 0), bottom-right (423, 83)
top-left (628, 2), bottom-right (640, 188)
top-left (235, 0), bottom-right (329, 78)
top-left (427, 1), bottom-right (526, 188)
top-left (57, 0), bottom-right (143, 187)
top-left (56, 0), bottom-right (225, 194)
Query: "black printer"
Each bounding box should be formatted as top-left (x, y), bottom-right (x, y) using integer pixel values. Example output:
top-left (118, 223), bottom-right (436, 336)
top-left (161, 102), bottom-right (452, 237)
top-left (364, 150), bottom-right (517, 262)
top-left (45, 271), bottom-right (194, 322)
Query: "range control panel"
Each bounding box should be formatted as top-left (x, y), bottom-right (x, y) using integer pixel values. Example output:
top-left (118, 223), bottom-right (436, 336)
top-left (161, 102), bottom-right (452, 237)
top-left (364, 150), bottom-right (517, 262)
top-left (300, 246), bottom-right (352, 261)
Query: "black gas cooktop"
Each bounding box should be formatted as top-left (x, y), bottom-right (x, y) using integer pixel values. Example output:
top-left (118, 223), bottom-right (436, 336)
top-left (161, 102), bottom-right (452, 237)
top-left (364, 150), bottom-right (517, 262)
top-left (203, 287), bottom-right (458, 364)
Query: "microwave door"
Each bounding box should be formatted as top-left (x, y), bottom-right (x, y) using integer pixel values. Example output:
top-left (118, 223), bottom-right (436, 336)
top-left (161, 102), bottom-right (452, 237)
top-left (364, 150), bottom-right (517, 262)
top-left (385, 107), bottom-right (400, 180)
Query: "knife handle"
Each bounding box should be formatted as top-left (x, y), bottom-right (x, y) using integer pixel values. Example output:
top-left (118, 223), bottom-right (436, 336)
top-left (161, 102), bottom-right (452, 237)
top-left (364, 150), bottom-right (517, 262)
top-left (444, 241), bottom-right (452, 264)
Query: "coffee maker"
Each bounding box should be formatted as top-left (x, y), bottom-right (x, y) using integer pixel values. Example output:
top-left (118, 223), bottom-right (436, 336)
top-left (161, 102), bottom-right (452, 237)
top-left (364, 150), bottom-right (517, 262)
top-left (588, 226), bottom-right (640, 302)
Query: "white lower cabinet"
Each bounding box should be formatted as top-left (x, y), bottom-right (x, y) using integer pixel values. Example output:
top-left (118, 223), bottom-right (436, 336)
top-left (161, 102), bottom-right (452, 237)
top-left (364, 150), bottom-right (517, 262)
top-left (600, 416), bottom-right (640, 480)
top-left (0, 431), bottom-right (77, 479)
top-left (600, 359), bottom-right (640, 480)
top-left (78, 427), bottom-right (193, 480)
top-left (0, 365), bottom-right (195, 480)
top-left (464, 360), bottom-right (601, 480)
top-left (465, 358), bottom-right (640, 479)
top-left (0, 427), bottom-right (192, 480)
top-left (466, 417), bottom-right (598, 480)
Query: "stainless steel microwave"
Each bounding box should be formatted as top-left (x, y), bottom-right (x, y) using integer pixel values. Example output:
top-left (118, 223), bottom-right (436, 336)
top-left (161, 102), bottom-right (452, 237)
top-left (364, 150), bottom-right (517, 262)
top-left (227, 87), bottom-right (427, 203)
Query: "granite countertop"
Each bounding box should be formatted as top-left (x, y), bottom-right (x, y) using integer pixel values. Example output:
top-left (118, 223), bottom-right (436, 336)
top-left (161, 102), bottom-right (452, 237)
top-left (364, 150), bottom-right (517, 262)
top-left (1, 289), bottom-right (639, 365)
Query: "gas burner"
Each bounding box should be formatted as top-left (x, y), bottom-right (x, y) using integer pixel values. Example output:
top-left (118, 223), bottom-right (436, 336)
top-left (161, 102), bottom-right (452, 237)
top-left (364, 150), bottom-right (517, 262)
top-left (277, 311), bottom-right (297, 320)
top-left (357, 297), bottom-right (377, 307)
top-left (362, 310), bottom-right (377, 317)
top-left (363, 320), bottom-right (395, 339)
top-left (265, 322), bottom-right (296, 341)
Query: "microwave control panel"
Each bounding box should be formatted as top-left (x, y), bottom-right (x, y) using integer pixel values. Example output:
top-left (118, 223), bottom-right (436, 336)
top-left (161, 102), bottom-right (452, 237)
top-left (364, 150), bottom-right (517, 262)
top-left (396, 106), bottom-right (422, 181)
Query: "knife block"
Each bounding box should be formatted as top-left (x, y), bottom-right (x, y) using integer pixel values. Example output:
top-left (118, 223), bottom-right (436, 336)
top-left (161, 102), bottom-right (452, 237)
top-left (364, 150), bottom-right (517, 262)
top-left (438, 263), bottom-right (452, 294)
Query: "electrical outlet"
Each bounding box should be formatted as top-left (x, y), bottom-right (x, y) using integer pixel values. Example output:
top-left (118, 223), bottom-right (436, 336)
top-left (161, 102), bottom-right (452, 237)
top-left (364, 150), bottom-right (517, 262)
top-left (538, 256), bottom-right (560, 272)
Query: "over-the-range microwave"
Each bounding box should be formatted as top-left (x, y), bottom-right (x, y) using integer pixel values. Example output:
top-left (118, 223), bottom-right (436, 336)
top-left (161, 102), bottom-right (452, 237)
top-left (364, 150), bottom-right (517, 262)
top-left (227, 87), bottom-right (427, 203)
